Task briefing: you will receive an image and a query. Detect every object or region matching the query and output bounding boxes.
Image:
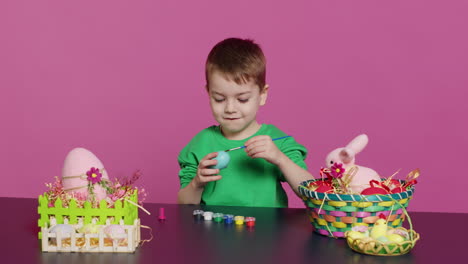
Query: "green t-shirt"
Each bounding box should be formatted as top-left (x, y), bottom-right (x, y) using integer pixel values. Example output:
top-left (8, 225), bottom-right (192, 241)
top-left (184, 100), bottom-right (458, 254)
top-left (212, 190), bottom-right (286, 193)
top-left (178, 124), bottom-right (308, 207)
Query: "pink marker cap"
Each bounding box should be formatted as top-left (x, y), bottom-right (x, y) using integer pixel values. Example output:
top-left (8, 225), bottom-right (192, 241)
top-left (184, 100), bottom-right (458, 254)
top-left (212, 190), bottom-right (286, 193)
top-left (158, 207), bottom-right (166, 221)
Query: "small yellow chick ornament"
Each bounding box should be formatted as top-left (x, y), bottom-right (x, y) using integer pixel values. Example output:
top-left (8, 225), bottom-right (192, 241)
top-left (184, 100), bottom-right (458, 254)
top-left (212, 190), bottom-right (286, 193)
top-left (370, 214), bottom-right (407, 243)
top-left (370, 214), bottom-right (389, 242)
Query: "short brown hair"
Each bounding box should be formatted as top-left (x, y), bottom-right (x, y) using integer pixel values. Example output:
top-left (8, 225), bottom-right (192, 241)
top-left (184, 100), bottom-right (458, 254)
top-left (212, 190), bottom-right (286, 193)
top-left (205, 38), bottom-right (266, 91)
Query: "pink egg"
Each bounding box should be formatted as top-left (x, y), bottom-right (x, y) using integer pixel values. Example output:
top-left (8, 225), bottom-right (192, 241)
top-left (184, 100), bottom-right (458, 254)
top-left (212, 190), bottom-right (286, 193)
top-left (104, 225), bottom-right (126, 240)
top-left (61, 148), bottom-right (109, 201)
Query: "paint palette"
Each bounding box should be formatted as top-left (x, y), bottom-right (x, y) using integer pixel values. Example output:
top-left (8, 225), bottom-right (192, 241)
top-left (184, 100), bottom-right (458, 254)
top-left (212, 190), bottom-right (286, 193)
top-left (192, 210), bottom-right (255, 227)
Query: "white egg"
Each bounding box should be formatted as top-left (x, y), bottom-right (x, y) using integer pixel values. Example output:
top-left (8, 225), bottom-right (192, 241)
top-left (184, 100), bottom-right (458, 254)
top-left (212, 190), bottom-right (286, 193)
top-left (49, 224), bottom-right (75, 242)
top-left (50, 224), bottom-right (75, 235)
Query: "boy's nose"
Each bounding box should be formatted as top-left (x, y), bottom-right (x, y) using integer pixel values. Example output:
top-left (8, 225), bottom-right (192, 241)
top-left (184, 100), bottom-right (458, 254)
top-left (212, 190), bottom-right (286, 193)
top-left (224, 100), bottom-right (237, 113)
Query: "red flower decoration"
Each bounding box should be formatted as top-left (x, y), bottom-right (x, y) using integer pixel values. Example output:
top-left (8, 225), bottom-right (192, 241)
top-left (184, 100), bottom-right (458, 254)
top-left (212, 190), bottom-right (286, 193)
top-left (86, 167), bottom-right (102, 184)
top-left (330, 163), bottom-right (345, 179)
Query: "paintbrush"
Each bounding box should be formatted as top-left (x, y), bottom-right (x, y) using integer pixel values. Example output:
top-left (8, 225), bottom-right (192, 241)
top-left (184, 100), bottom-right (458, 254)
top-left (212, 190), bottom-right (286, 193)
top-left (224, 135), bottom-right (292, 152)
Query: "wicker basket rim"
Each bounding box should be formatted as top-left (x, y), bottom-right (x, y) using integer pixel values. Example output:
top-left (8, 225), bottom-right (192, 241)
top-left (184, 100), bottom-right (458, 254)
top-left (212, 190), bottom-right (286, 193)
top-left (298, 179), bottom-right (415, 202)
top-left (345, 228), bottom-right (420, 244)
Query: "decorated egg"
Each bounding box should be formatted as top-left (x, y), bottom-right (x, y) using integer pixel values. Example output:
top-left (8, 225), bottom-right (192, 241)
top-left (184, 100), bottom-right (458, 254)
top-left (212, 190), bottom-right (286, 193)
top-left (347, 231), bottom-right (366, 239)
top-left (387, 233), bottom-right (405, 243)
top-left (50, 224), bottom-right (75, 243)
top-left (376, 236), bottom-right (389, 243)
top-left (211, 151), bottom-right (230, 169)
top-left (315, 184), bottom-right (333, 193)
top-left (308, 180), bottom-right (333, 193)
top-left (389, 228), bottom-right (409, 238)
top-left (103, 225), bottom-right (126, 239)
top-left (61, 148), bottom-right (110, 201)
top-left (361, 187), bottom-right (388, 195)
top-left (360, 180), bottom-right (390, 195)
top-left (391, 187), bottom-right (405, 193)
top-left (79, 223), bottom-right (100, 234)
top-left (50, 224), bottom-right (75, 236)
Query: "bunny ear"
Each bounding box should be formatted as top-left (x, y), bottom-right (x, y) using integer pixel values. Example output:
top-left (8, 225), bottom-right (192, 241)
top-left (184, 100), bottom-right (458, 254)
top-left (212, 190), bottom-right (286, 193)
top-left (339, 148), bottom-right (355, 164)
top-left (346, 134), bottom-right (369, 154)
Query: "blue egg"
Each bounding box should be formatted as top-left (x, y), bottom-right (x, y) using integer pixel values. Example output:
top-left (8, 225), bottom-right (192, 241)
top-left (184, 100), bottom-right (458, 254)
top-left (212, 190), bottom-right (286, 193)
top-left (211, 151), bottom-right (230, 169)
top-left (377, 236), bottom-right (389, 243)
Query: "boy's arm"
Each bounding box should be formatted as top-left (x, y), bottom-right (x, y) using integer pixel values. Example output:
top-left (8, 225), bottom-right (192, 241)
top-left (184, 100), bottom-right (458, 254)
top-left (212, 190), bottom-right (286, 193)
top-left (178, 152), bottom-right (222, 204)
top-left (244, 135), bottom-right (314, 197)
top-left (274, 153), bottom-right (313, 197)
top-left (177, 180), bottom-right (205, 204)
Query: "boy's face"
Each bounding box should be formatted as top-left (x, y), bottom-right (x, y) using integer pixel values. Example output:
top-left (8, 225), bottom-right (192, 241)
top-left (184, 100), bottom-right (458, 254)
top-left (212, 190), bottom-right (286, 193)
top-left (207, 70), bottom-right (268, 140)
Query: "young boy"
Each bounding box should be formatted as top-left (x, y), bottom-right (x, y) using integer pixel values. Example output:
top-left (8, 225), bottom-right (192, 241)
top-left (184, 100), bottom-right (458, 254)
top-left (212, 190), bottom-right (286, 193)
top-left (177, 38), bottom-right (313, 207)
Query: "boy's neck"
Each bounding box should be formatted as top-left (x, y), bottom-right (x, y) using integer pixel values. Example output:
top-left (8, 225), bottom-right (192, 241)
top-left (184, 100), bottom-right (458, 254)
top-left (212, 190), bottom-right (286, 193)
top-left (221, 122), bottom-right (262, 140)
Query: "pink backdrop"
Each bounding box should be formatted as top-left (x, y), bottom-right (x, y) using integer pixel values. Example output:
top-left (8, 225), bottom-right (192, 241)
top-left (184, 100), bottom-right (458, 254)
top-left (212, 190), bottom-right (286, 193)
top-left (1, 1), bottom-right (467, 213)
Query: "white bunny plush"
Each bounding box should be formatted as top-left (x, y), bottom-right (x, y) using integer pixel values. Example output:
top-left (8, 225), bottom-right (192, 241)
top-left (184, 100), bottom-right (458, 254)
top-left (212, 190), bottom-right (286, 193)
top-left (325, 134), bottom-right (381, 193)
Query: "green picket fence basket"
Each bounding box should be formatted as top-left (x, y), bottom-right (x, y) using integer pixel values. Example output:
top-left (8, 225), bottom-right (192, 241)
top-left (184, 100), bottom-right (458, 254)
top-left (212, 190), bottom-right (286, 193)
top-left (37, 190), bottom-right (139, 239)
top-left (298, 179), bottom-right (415, 238)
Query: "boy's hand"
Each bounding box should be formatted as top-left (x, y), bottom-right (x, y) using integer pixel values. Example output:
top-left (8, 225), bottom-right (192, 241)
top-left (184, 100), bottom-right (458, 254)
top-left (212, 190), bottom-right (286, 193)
top-left (191, 152), bottom-right (222, 189)
top-left (244, 135), bottom-right (285, 165)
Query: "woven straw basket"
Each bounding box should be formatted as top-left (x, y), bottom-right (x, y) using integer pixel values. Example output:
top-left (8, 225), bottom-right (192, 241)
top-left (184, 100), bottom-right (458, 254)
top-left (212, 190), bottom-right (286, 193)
top-left (345, 227), bottom-right (420, 256)
top-left (298, 179), bottom-right (415, 238)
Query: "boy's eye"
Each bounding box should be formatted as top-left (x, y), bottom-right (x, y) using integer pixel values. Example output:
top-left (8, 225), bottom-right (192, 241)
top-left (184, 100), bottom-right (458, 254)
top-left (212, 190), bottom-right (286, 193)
top-left (214, 98), bottom-right (225, 102)
top-left (238, 98), bottom-right (249, 103)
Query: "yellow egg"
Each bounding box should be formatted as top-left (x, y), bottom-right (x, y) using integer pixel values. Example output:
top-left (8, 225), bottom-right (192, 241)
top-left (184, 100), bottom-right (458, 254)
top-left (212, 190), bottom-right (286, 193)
top-left (387, 233), bottom-right (405, 243)
top-left (347, 231), bottom-right (366, 239)
top-left (80, 224), bottom-right (100, 234)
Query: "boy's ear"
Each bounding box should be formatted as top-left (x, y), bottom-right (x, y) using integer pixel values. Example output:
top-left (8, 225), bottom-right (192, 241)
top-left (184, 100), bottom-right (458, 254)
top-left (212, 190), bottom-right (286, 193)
top-left (260, 84), bottom-right (269, 106)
